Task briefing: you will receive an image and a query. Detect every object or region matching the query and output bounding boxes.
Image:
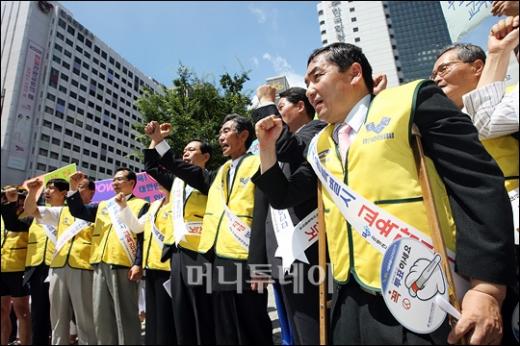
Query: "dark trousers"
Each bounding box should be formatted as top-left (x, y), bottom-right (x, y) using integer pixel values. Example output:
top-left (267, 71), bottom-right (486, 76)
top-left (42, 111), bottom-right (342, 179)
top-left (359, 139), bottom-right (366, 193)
top-left (170, 251), bottom-right (215, 345)
top-left (330, 280), bottom-right (450, 345)
top-left (278, 271), bottom-right (320, 345)
top-left (212, 290), bottom-right (273, 345)
top-left (145, 269), bottom-right (176, 345)
top-left (26, 265), bottom-right (51, 345)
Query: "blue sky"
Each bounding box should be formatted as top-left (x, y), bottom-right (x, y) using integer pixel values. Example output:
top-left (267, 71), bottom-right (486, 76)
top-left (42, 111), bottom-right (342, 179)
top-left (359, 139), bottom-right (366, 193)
top-left (60, 1), bottom-right (321, 98)
top-left (59, 1), bottom-right (501, 99)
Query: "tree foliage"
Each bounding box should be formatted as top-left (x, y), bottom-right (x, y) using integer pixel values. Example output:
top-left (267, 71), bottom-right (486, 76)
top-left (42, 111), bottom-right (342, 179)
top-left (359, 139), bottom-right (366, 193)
top-left (134, 64), bottom-right (252, 169)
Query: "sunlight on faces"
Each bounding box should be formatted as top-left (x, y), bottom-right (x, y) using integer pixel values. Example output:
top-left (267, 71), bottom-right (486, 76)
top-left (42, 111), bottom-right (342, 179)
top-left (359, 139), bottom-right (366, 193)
top-left (78, 178), bottom-right (95, 205)
top-left (218, 120), bottom-right (248, 159)
top-left (432, 50), bottom-right (482, 108)
top-left (112, 170), bottom-right (135, 195)
top-left (44, 184), bottom-right (66, 205)
top-left (183, 141), bottom-right (209, 168)
top-left (277, 97), bottom-right (301, 130)
top-left (304, 54), bottom-right (357, 124)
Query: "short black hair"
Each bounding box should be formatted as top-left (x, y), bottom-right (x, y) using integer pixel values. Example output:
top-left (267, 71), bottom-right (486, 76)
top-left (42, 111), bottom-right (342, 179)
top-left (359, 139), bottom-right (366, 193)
top-left (46, 178), bottom-right (69, 192)
top-left (115, 167), bottom-right (137, 184)
top-left (279, 87), bottom-right (315, 120)
top-left (437, 43), bottom-right (486, 63)
top-left (84, 178), bottom-right (96, 191)
top-left (307, 42), bottom-right (374, 94)
top-left (222, 113), bottom-right (255, 150)
top-left (189, 139), bottom-right (212, 157)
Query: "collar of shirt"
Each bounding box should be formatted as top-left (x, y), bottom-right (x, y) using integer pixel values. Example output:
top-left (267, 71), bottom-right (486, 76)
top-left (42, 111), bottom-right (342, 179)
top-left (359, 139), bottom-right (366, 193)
top-left (228, 154), bottom-right (246, 187)
top-left (332, 94), bottom-right (371, 144)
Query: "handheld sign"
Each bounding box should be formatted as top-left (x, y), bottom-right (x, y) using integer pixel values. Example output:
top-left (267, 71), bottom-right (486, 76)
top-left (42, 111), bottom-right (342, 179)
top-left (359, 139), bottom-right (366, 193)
top-left (381, 237), bottom-right (449, 334)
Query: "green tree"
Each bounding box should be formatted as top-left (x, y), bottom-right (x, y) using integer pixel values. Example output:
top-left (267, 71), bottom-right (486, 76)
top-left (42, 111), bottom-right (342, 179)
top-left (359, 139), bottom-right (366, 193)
top-left (134, 64), bottom-right (252, 169)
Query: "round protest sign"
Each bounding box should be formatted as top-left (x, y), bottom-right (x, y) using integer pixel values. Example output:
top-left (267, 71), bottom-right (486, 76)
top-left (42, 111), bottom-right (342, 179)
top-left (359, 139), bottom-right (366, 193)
top-left (381, 237), bottom-right (448, 334)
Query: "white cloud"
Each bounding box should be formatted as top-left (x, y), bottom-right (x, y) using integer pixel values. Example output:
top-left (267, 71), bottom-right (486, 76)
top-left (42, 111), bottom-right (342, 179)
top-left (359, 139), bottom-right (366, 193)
top-left (251, 56), bottom-right (259, 67)
top-left (249, 6), bottom-right (267, 24)
top-left (262, 53), bottom-right (306, 87)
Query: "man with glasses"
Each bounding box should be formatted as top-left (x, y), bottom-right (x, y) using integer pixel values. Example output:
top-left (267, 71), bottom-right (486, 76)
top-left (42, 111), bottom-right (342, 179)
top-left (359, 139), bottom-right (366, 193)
top-left (254, 42), bottom-right (513, 345)
top-left (432, 27), bottom-right (519, 343)
top-left (67, 168), bottom-right (149, 345)
top-left (431, 43), bottom-right (486, 109)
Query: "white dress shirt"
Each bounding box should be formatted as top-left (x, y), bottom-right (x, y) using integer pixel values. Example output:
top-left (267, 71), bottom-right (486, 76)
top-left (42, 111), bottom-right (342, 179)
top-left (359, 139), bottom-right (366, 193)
top-left (462, 82), bottom-right (519, 139)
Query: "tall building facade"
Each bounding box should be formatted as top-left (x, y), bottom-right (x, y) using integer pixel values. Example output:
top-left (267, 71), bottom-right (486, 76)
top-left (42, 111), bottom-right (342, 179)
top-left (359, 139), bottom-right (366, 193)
top-left (317, 1), bottom-right (451, 86)
top-left (1, 1), bottom-right (162, 186)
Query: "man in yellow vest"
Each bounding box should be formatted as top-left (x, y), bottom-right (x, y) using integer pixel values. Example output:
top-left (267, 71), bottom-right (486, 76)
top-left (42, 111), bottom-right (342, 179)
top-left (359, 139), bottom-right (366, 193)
top-left (255, 42), bottom-right (514, 345)
top-left (432, 20), bottom-right (519, 344)
top-left (115, 178), bottom-right (175, 345)
top-left (147, 115), bottom-right (273, 345)
top-left (1, 186), bottom-right (31, 345)
top-left (23, 177), bottom-right (97, 345)
top-left (67, 169), bottom-right (149, 345)
top-left (24, 178), bottom-right (69, 345)
top-left (145, 135), bottom-right (215, 344)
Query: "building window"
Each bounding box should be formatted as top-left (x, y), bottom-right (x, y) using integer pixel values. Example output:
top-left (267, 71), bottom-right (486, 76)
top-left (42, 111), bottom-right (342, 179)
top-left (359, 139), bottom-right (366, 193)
top-left (351, 17), bottom-right (357, 22)
top-left (37, 163), bottom-right (47, 171)
top-left (41, 134), bottom-right (50, 142)
top-left (353, 27), bottom-right (359, 32)
top-left (52, 138), bottom-right (61, 145)
top-left (39, 148), bottom-right (49, 156)
top-left (355, 37), bottom-right (360, 42)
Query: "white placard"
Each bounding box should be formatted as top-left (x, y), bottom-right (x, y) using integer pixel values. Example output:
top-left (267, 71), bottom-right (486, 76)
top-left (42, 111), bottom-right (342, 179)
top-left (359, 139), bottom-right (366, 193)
top-left (381, 237), bottom-right (448, 334)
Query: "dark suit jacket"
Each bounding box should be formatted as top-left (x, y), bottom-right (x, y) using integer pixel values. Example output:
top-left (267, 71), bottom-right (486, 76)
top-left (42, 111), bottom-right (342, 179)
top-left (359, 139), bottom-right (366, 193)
top-left (66, 192), bottom-right (148, 267)
top-left (144, 148), bottom-right (214, 286)
top-left (253, 82), bottom-right (515, 286)
top-left (1, 202), bottom-right (32, 232)
top-left (249, 103), bottom-right (327, 280)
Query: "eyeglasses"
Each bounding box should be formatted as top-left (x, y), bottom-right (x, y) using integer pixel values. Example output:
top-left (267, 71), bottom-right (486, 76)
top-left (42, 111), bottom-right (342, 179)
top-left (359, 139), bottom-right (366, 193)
top-left (430, 61), bottom-right (462, 80)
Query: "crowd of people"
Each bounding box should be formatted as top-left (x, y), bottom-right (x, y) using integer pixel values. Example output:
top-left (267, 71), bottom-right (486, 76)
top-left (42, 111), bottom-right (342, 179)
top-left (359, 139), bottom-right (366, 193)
top-left (1, 3), bottom-right (518, 345)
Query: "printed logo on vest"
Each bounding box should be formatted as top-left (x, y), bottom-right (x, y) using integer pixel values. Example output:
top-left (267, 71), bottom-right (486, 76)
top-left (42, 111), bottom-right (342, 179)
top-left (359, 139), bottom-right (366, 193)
top-left (363, 117), bottom-right (394, 144)
top-left (366, 117), bottom-right (391, 133)
top-left (239, 177), bottom-right (250, 186)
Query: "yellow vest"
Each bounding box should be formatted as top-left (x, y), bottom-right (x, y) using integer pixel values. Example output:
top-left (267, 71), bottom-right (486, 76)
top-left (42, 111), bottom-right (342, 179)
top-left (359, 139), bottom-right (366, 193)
top-left (90, 197), bottom-right (147, 267)
top-left (26, 219), bottom-right (55, 267)
top-left (481, 84), bottom-right (519, 193)
top-left (481, 139), bottom-right (519, 193)
top-left (163, 179), bottom-right (208, 252)
top-left (198, 155), bottom-right (259, 260)
top-left (142, 199), bottom-right (171, 271)
top-left (51, 207), bottom-right (94, 270)
top-left (1, 215), bottom-right (29, 273)
top-left (317, 80), bottom-right (456, 291)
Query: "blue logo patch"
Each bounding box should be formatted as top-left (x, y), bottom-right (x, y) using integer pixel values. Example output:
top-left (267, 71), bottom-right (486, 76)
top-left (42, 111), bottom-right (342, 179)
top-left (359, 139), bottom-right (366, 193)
top-left (240, 177), bottom-right (249, 185)
top-left (362, 226), bottom-right (371, 238)
top-left (366, 117), bottom-right (391, 134)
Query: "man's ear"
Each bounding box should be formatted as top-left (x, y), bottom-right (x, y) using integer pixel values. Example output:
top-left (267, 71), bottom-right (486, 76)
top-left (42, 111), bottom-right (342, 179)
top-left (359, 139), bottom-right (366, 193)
top-left (238, 129), bottom-right (250, 146)
top-left (472, 59), bottom-right (485, 77)
top-left (350, 62), bottom-right (363, 86)
top-left (296, 100), bottom-right (306, 113)
top-left (202, 153), bottom-right (210, 163)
